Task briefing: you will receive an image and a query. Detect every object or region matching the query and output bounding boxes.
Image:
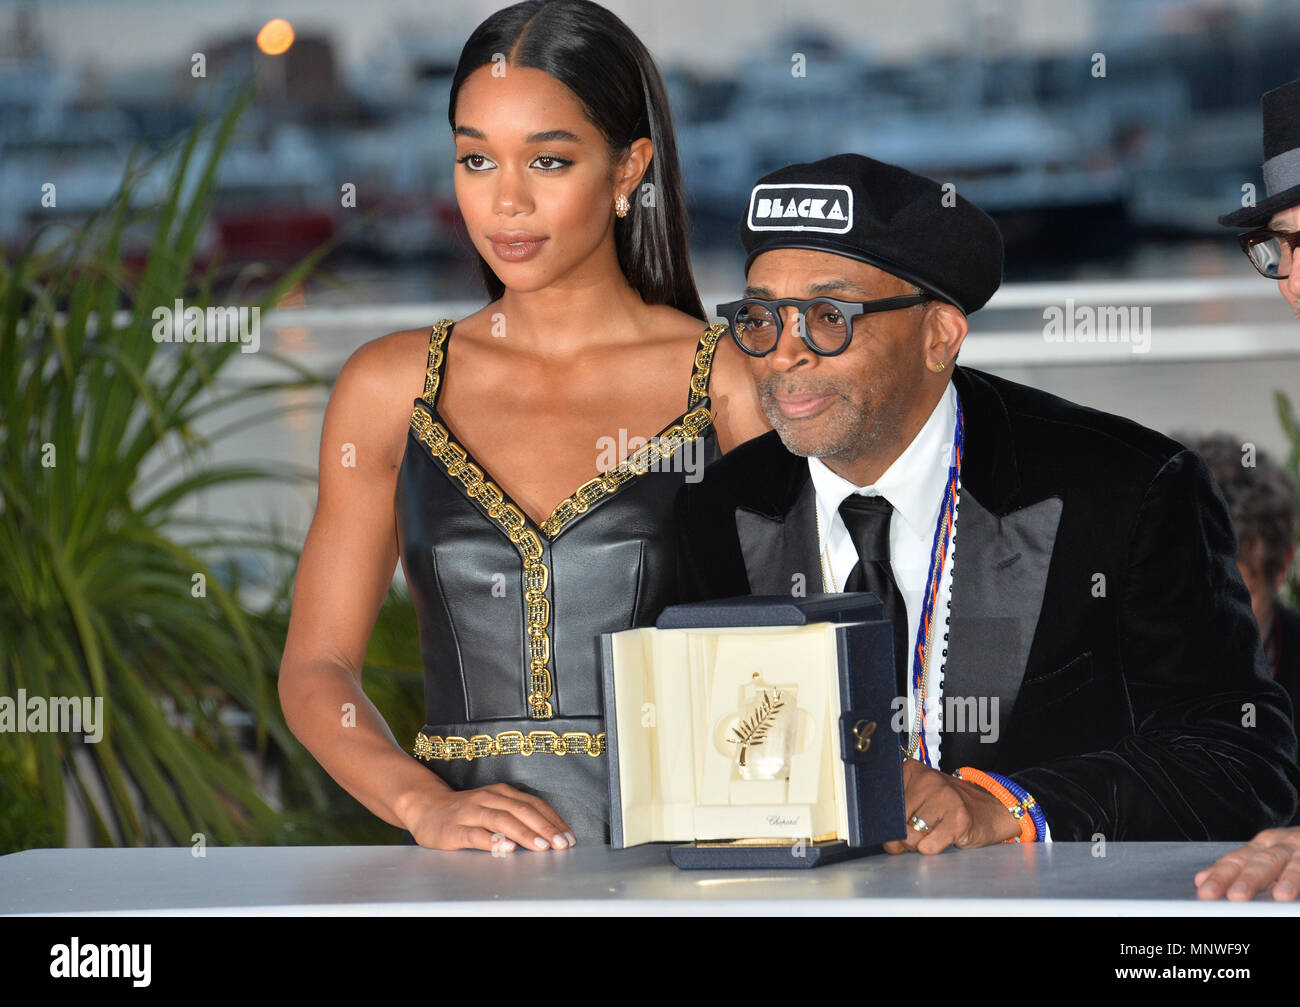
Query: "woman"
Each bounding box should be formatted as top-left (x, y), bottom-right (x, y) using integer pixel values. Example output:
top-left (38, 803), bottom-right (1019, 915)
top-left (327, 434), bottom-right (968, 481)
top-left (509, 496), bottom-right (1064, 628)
top-left (278, 0), bottom-right (769, 852)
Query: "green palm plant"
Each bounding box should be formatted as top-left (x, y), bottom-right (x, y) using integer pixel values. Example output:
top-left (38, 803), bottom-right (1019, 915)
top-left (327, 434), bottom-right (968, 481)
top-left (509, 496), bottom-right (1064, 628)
top-left (0, 80), bottom-right (365, 849)
top-left (1278, 391), bottom-right (1300, 607)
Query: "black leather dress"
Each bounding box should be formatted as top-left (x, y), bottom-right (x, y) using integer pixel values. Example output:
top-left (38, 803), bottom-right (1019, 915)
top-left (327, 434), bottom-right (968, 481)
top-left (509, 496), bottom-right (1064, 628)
top-left (394, 317), bottom-right (725, 841)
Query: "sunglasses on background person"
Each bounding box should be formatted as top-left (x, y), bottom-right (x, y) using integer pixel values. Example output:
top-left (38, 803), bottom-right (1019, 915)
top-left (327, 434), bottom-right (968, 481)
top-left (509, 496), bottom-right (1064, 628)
top-left (1238, 227), bottom-right (1300, 279)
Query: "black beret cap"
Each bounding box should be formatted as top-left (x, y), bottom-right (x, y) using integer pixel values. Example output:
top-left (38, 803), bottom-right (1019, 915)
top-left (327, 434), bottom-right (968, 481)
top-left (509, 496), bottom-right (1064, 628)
top-left (740, 153), bottom-right (1005, 314)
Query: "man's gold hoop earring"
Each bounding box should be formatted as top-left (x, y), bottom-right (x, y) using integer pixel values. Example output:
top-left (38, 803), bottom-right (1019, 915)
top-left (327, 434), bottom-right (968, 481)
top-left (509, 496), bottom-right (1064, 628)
top-left (614, 193), bottom-right (630, 218)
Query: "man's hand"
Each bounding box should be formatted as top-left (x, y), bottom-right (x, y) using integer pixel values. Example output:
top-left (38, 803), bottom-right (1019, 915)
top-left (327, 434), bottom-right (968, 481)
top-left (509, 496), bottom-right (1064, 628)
top-left (882, 760), bottom-right (1024, 854)
top-left (1194, 827), bottom-right (1300, 901)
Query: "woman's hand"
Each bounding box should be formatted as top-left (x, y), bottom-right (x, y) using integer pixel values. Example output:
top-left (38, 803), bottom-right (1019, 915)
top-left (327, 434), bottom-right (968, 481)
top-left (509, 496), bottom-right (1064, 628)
top-left (1194, 827), bottom-right (1300, 900)
top-left (402, 782), bottom-right (577, 853)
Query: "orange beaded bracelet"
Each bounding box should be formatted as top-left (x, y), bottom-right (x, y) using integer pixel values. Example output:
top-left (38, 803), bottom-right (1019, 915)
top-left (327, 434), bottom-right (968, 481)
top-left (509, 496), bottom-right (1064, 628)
top-left (954, 766), bottom-right (1038, 843)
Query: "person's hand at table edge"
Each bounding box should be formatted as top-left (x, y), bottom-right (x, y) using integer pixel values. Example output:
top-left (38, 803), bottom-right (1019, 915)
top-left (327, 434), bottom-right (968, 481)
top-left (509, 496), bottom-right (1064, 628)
top-left (402, 781), bottom-right (577, 853)
top-left (1194, 827), bottom-right (1300, 900)
top-left (883, 760), bottom-right (1025, 854)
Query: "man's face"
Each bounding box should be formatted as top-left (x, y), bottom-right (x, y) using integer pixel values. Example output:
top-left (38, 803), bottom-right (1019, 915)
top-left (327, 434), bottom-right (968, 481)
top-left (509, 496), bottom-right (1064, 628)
top-left (1268, 205), bottom-right (1300, 315)
top-left (742, 249), bottom-right (928, 463)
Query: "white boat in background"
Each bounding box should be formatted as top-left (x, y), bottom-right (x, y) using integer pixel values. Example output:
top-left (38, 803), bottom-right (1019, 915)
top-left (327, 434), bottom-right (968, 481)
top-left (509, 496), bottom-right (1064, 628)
top-left (676, 32), bottom-right (1131, 248)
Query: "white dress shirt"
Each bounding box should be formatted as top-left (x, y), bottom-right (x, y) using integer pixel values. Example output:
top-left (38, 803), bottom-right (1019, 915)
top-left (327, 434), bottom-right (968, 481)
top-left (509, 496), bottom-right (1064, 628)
top-left (807, 380), bottom-right (1050, 843)
top-left (808, 381), bottom-right (957, 765)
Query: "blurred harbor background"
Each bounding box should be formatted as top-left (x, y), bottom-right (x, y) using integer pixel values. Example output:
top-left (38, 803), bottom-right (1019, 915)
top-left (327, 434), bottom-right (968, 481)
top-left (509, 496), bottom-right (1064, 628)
top-left (5, 0), bottom-right (1300, 844)
top-left (8, 0), bottom-right (1300, 572)
top-left (9, 0), bottom-right (1300, 265)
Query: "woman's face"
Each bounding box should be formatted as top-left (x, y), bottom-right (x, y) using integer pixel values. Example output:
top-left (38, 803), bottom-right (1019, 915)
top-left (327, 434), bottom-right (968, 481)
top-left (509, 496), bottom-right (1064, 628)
top-left (452, 64), bottom-right (637, 294)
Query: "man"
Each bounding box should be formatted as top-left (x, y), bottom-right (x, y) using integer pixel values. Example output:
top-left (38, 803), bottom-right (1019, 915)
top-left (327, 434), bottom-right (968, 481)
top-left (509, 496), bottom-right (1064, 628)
top-left (1196, 77), bottom-right (1300, 900)
top-left (676, 152), bottom-right (1300, 857)
top-left (1181, 433), bottom-right (1300, 724)
top-left (1221, 78), bottom-right (1300, 317)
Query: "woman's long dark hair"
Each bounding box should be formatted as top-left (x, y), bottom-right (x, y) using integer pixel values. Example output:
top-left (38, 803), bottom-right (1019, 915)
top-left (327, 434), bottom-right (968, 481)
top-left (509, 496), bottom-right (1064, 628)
top-left (448, 0), bottom-right (705, 320)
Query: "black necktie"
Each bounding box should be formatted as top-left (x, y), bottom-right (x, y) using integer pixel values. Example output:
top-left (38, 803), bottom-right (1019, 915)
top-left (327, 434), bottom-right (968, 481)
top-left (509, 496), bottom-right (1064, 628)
top-left (838, 494), bottom-right (909, 698)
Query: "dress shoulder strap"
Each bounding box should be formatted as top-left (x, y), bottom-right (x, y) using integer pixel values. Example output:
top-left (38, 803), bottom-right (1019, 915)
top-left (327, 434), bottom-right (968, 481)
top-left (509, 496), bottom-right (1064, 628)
top-left (686, 322), bottom-right (727, 410)
top-left (421, 319), bottom-right (454, 406)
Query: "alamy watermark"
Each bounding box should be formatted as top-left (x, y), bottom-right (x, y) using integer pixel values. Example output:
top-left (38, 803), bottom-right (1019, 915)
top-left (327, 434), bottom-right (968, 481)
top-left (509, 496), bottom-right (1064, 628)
top-left (152, 299), bottom-right (260, 353)
top-left (595, 428), bottom-right (706, 483)
top-left (1043, 298), bottom-right (1150, 354)
top-left (0, 689), bottom-right (103, 742)
top-left (891, 694), bottom-right (1000, 743)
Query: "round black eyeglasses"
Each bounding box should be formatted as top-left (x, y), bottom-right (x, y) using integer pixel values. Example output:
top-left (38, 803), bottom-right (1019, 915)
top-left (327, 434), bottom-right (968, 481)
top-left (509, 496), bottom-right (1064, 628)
top-left (715, 293), bottom-right (933, 357)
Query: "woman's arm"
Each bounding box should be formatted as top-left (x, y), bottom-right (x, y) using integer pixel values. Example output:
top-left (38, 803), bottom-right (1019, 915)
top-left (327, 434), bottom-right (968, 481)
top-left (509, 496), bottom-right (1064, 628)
top-left (278, 332), bottom-right (574, 852)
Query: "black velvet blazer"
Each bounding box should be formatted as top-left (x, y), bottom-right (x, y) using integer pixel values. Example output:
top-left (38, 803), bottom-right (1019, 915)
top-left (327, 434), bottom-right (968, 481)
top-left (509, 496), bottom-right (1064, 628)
top-left (674, 364), bottom-right (1300, 841)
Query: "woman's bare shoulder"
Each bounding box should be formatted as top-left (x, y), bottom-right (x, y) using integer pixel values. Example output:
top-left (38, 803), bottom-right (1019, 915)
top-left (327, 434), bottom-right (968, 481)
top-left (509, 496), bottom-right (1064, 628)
top-left (333, 327), bottom-right (425, 402)
top-left (325, 324), bottom-right (452, 466)
top-left (642, 303), bottom-right (717, 345)
top-left (678, 310), bottom-right (772, 450)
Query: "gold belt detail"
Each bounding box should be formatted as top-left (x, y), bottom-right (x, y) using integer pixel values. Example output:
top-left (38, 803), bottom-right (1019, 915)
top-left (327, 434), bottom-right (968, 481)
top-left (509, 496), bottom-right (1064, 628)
top-left (414, 729), bottom-right (606, 762)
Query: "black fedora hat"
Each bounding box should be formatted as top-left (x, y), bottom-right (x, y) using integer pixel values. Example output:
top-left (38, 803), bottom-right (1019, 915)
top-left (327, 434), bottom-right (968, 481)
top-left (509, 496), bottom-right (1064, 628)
top-left (1220, 78), bottom-right (1300, 228)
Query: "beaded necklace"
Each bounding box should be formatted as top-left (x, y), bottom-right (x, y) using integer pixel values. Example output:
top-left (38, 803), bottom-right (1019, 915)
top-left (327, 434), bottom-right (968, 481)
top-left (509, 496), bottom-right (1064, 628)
top-left (815, 392), bottom-right (964, 765)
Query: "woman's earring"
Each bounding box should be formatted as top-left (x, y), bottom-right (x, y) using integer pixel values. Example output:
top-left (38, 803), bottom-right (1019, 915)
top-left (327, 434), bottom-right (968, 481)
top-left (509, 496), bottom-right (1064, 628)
top-left (614, 193), bottom-right (630, 218)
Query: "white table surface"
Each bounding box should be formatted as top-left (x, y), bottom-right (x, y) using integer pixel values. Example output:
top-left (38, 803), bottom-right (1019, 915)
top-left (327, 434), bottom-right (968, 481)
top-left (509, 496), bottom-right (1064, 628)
top-left (2, 841), bottom-right (1297, 916)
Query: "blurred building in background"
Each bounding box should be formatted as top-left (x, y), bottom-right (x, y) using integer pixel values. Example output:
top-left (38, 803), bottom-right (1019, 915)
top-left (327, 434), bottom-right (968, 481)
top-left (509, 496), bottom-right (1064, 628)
top-left (3, 0), bottom-right (1300, 276)
top-left (6, 3), bottom-right (1300, 846)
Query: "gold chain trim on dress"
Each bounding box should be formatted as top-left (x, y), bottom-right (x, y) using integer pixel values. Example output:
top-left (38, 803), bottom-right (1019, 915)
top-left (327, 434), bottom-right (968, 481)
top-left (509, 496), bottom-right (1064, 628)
top-left (409, 406), bottom-right (556, 717)
top-left (538, 405), bottom-right (713, 537)
top-left (688, 323), bottom-right (724, 408)
top-left (420, 317), bottom-right (451, 399)
top-left (408, 319), bottom-right (720, 721)
top-left (539, 323), bottom-right (723, 537)
top-left (413, 729), bottom-right (606, 761)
